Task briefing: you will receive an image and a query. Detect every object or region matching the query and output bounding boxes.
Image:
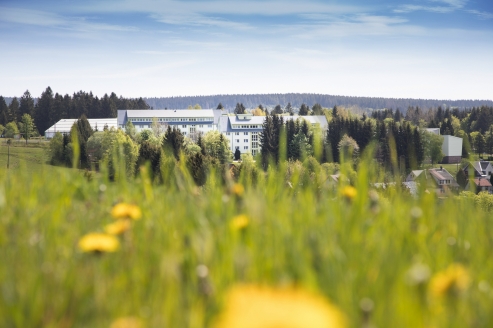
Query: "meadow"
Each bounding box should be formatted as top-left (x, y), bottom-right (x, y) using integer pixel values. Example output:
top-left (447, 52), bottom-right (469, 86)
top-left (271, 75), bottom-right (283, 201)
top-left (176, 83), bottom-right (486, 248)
top-left (0, 145), bottom-right (492, 328)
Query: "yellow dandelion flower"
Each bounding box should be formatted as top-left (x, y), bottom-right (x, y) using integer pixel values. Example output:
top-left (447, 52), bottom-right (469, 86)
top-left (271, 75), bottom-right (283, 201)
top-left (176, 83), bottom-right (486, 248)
top-left (110, 317), bottom-right (144, 328)
top-left (341, 186), bottom-right (357, 200)
top-left (430, 263), bottom-right (470, 297)
top-left (105, 220), bottom-right (131, 235)
top-left (232, 183), bottom-right (245, 197)
top-left (78, 233), bottom-right (119, 253)
top-left (214, 285), bottom-right (346, 328)
top-left (230, 214), bottom-right (249, 231)
top-left (111, 203), bottom-right (142, 220)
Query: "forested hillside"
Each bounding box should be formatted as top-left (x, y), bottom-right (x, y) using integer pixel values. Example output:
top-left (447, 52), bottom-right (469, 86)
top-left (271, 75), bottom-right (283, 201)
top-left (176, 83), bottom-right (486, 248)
top-left (144, 93), bottom-right (493, 110)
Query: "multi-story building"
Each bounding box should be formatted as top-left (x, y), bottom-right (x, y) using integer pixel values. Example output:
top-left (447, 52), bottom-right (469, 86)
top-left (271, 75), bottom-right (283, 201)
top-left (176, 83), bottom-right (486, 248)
top-left (47, 109), bottom-right (329, 156)
top-left (117, 109), bottom-right (223, 138)
top-left (219, 113), bottom-right (328, 156)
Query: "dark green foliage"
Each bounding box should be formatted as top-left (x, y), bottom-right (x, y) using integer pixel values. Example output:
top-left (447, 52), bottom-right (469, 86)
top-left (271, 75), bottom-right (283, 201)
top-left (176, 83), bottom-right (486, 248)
top-left (311, 103), bottom-right (323, 115)
top-left (217, 103), bottom-right (224, 110)
top-left (456, 169), bottom-right (467, 189)
top-left (19, 90), bottom-right (35, 119)
top-left (0, 96), bottom-right (9, 126)
top-left (332, 105), bottom-right (338, 118)
top-left (234, 148), bottom-right (241, 161)
top-left (71, 115), bottom-right (94, 167)
top-left (138, 141), bottom-right (162, 179)
top-left (187, 153), bottom-right (207, 186)
top-left (299, 104), bottom-right (309, 116)
top-left (35, 87), bottom-right (54, 135)
top-left (234, 103), bottom-right (246, 114)
top-left (163, 126), bottom-right (184, 161)
top-left (272, 105), bottom-right (283, 115)
top-left (8, 97), bottom-right (19, 122)
top-left (285, 102), bottom-right (293, 116)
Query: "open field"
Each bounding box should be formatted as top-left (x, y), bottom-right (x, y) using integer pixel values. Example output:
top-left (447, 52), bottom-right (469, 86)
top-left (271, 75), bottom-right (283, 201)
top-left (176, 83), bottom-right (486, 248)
top-left (1, 151), bottom-right (493, 327)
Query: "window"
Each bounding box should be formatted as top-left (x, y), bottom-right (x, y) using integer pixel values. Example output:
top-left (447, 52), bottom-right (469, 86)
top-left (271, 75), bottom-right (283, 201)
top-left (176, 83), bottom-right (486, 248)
top-left (235, 146), bottom-right (239, 150)
top-left (208, 125), bottom-right (212, 128)
top-left (252, 150), bottom-right (257, 155)
top-left (252, 134), bottom-right (258, 141)
top-left (244, 132), bottom-right (248, 135)
top-left (226, 132), bottom-right (230, 135)
top-left (236, 139), bottom-right (240, 143)
top-left (199, 125), bottom-right (203, 128)
top-left (244, 139), bottom-right (248, 142)
top-left (244, 146), bottom-right (248, 150)
top-left (182, 125), bottom-right (187, 128)
top-left (190, 127), bottom-right (196, 133)
top-left (183, 132), bottom-right (187, 135)
top-left (235, 132), bottom-right (240, 135)
top-left (252, 142), bottom-right (258, 149)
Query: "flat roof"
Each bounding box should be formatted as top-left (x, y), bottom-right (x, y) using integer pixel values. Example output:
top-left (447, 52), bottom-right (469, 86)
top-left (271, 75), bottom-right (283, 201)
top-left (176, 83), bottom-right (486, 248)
top-left (125, 109), bottom-right (215, 118)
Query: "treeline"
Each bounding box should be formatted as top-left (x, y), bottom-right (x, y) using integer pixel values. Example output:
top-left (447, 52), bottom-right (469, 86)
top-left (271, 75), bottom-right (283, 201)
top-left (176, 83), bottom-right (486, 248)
top-left (0, 87), bottom-right (149, 136)
top-left (144, 93), bottom-right (493, 111)
top-left (259, 111), bottom-right (428, 172)
top-left (49, 117), bottom-right (237, 186)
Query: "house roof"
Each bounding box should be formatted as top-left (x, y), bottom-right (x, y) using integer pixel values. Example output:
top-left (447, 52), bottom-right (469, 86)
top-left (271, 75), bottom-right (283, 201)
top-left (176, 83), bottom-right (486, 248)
top-left (480, 161), bottom-right (491, 171)
top-left (429, 168), bottom-right (454, 180)
top-left (474, 178), bottom-right (492, 187)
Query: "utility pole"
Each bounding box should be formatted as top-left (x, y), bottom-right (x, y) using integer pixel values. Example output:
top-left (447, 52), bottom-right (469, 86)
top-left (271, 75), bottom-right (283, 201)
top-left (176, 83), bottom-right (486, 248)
top-left (7, 139), bottom-right (11, 169)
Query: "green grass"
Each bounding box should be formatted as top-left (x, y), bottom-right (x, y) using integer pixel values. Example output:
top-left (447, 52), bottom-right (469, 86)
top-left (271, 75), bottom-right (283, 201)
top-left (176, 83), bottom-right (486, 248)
top-left (1, 154), bottom-right (493, 327)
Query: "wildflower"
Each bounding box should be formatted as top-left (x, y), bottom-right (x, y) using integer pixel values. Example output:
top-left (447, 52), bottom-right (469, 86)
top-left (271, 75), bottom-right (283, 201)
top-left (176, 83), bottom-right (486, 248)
top-left (231, 183), bottom-right (245, 197)
top-left (110, 317), bottom-right (144, 328)
top-left (430, 263), bottom-right (470, 297)
top-left (78, 233), bottom-right (119, 253)
top-left (230, 214), bottom-right (249, 231)
top-left (213, 285), bottom-right (346, 328)
top-left (105, 220), bottom-right (131, 235)
top-left (341, 186), bottom-right (357, 200)
top-left (111, 203), bottom-right (142, 220)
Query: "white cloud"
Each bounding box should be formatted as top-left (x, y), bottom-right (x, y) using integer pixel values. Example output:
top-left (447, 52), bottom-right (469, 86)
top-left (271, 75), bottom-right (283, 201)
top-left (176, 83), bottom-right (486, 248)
top-left (467, 9), bottom-right (493, 20)
top-left (394, 0), bottom-right (467, 14)
top-left (0, 7), bottom-right (138, 32)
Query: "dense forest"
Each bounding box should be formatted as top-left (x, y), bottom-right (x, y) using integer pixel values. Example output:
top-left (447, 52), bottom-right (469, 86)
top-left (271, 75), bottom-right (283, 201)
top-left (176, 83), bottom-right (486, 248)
top-left (143, 93), bottom-right (492, 111)
top-left (0, 87), bottom-right (149, 137)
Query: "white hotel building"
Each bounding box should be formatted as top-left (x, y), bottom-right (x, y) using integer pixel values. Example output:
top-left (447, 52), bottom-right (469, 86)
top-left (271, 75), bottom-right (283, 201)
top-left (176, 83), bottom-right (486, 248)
top-left (47, 109), bottom-right (328, 156)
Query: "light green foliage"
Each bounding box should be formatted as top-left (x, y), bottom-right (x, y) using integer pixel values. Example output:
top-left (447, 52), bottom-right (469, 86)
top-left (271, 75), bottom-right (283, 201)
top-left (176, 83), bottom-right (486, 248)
top-left (423, 132), bottom-right (444, 165)
top-left (4, 121), bottom-right (19, 138)
top-left (49, 132), bottom-right (64, 164)
top-left (338, 134), bottom-right (359, 165)
top-left (202, 130), bottom-right (232, 164)
top-left (151, 117), bottom-right (165, 138)
top-left (4, 148), bottom-right (493, 327)
top-left (124, 121), bottom-right (137, 140)
top-left (99, 128), bottom-right (140, 177)
top-left (20, 113), bottom-right (35, 141)
top-left (183, 137), bottom-right (201, 156)
top-left (0, 124), bottom-right (4, 136)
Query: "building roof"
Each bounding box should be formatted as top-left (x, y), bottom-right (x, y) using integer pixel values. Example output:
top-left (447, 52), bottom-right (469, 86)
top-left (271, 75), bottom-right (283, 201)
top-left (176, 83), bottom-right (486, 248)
top-left (125, 109), bottom-right (215, 118)
top-left (473, 178), bottom-right (492, 187)
top-left (480, 161), bottom-right (491, 171)
top-left (45, 118), bottom-right (118, 134)
top-left (429, 168), bottom-right (454, 180)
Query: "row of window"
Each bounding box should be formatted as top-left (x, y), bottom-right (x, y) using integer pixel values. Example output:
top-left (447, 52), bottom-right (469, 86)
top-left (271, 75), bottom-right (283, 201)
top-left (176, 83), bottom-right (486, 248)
top-left (233, 124), bottom-right (262, 129)
top-left (235, 146), bottom-right (249, 150)
top-left (181, 125), bottom-right (212, 128)
top-left (130, 117), bottom-right (212, 123)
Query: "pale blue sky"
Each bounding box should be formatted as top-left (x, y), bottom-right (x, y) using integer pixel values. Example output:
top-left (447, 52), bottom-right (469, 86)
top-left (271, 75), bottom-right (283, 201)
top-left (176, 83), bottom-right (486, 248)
top-left (0, 0), bottom-right (492, 100)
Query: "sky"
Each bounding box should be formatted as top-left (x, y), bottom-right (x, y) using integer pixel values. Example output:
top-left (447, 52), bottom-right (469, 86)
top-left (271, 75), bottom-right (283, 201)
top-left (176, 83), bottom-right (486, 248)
top-left (0, 0), bottom-right (492, 100)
